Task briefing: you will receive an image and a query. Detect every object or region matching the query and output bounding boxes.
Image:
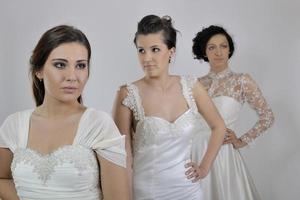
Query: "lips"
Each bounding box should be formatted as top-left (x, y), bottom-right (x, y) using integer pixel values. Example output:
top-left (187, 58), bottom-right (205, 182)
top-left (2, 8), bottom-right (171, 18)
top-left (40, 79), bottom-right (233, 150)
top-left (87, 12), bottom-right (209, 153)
top-left (144, 64), bottom-right (156, 69)
top-left (214, 58), bottom-right (224, 61)
top-left (61, 86), bottom-right (78, 93)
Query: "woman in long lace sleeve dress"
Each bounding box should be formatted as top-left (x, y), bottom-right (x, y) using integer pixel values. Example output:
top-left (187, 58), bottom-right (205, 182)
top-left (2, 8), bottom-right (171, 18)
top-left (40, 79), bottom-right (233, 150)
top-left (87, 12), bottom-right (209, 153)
top-left (112, 15), bottom-right (226, 200)
top-left (191, 25), bottom-right (275, 200)
top-left (0, 25), bottom-right (129, 200)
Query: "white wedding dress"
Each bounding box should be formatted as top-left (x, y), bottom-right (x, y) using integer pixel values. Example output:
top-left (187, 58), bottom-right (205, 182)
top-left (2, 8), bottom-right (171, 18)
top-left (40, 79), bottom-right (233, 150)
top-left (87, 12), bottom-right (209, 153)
top-left (192, 68), bottom-right (274, 200)
top-left (0, 108), bottom-right (126, 200)
top-left (122, 76), bottom-right (203, 200)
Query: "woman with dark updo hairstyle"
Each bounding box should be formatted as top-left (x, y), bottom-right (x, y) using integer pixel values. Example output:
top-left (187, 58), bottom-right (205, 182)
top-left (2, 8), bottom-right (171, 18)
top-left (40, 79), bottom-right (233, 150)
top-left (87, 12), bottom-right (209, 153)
top-left (191, 25), bottom-right (274, 200)
top-left (113, 15), bottom-right (226, 199)
top-left (0, 25), bottom-right (129, 200)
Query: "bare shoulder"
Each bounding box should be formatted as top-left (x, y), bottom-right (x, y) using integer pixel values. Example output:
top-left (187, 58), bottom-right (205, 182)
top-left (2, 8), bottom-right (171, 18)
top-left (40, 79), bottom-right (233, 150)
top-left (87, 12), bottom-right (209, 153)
top-left (114, 78), bottom-right (141, 106)
top-left (117, 85), bottom-right (129, 98)
top-left (192, 79), bottom-right (208, 98)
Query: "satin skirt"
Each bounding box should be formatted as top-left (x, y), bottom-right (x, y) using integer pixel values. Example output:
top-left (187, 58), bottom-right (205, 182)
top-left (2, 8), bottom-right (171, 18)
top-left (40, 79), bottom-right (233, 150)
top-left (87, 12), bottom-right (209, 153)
top-left (192, 130), bottom-right (261, 200)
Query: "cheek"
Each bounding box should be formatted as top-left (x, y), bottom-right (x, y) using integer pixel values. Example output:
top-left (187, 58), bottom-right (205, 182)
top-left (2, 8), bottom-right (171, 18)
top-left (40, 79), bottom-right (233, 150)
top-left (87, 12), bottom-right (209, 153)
top-left (78, 71), bottom-right (89, 84)
top-left (160, 52), bottom-right (170, 62)
top-left (226, 49), bottom-right (230, 56)
top-left (205, 51), bottom-right (213, 60)
top-left (43, 72), bottom-right (62, 89)
top-left (138, 54), bottom-right (144, 63)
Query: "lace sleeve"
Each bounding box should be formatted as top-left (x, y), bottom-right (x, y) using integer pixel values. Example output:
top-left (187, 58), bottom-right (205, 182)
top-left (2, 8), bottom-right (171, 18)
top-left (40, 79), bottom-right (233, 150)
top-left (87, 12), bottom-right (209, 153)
top-left (240, 74), bottom-right (275, 144)
top-left (121, 84), bottom-right (144, 121)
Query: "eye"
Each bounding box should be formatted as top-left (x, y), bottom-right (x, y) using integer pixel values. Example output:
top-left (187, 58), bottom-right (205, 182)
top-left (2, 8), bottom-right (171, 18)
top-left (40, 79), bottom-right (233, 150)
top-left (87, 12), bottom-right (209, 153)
top-left (138, 48), bottom-right (145, 54)
top-left (76, 63), bottom-right (87, 69)
top-left (221, 44), bottom-right (228, 49)
top-left (207, 46), bottom-right (215, 51)
top-left (152, 47), bottom-right (160, 52)
top-left (53, 62), bottom-right (66, 69)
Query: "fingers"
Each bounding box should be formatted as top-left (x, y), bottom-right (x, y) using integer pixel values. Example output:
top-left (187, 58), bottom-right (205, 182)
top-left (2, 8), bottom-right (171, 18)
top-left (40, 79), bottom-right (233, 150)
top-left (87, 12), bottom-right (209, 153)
top-left (223, 138), bottom-right (236, 144)
top-left (185, 162), bottom-right (204, 182)
top-left (223, 128), bottom-right (238, 145)
top-left (226, 128), bottom-right (234, 133)
top-left (185, 162), bottom-right (196, 168)
top-left (192, 174), bottom-right (201, 182)
top-left (187, 170), bottom-right (197, 179)
top-left (185, 166), bottom-right (195, 176)
top-left (185, 162), bottom-right (197, 178)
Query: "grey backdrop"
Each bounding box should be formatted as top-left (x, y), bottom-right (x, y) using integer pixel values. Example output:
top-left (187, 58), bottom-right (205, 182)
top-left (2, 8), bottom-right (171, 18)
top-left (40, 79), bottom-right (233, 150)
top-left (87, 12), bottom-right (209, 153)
top-left (1, 0), bottom-right (299, 199)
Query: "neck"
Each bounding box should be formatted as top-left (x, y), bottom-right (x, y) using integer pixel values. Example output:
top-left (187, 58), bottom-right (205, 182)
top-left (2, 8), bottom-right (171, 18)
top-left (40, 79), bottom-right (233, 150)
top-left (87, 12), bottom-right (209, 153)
top-left (36, 97), bottom-right (84, 118)
top-left (210, 64), bottom-right (228, 73)
top-left (144, 73), bottom-right (173, 91)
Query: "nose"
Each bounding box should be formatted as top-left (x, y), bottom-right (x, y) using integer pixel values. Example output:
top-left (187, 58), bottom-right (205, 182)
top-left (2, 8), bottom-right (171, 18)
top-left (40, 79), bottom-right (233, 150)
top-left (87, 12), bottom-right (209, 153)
top-left (143, 51), bottom-right (152, 62)
top-left (215, 47), bottom-right (223, 56)
top-left (65, 67), bottom-right (77, 82)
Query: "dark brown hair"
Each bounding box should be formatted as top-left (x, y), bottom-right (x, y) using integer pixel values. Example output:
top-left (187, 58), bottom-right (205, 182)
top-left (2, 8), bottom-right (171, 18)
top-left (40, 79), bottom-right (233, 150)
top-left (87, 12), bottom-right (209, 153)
top-left (133, 15), bottom-right (178, 49)
top-left (30, 25), bottom-right (91, 106)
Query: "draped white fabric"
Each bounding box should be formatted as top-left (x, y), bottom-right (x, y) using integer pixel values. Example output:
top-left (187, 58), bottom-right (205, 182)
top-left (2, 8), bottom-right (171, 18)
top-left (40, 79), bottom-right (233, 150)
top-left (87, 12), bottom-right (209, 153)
top-left (0, 108), bottom-right (126, 200)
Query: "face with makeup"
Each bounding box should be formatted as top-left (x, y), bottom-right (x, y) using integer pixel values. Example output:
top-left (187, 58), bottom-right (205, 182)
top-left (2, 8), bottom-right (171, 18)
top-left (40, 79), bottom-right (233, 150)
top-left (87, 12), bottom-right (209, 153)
top-left (205, 34), bottom-right (230, 71)
top-left (136, 32), bottom-right (175, 78)
top-left (36, 42), bottom-right (89, 104)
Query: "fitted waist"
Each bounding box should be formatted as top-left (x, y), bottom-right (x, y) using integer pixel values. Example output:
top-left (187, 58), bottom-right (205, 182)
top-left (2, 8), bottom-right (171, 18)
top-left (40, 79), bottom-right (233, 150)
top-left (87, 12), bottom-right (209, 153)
top-left (16, 185), bottom-right (101, 200)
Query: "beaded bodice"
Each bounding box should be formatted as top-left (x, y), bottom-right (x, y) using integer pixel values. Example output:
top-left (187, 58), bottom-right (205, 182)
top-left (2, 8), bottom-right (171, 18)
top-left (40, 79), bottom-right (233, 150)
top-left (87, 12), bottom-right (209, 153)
top-left (122, 76), bottom-right (201, 153)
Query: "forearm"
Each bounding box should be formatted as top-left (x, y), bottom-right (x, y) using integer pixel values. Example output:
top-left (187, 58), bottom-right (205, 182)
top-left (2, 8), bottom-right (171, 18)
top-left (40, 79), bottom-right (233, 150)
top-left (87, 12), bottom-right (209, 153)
top-left (242, 73), bottom-right (275, 144)
top-left (199, 126), bottom-right (225, 171)
top-left (0, 179), bottom-right (19, 200)
top-left (240, 117), bottom-right (274, 145)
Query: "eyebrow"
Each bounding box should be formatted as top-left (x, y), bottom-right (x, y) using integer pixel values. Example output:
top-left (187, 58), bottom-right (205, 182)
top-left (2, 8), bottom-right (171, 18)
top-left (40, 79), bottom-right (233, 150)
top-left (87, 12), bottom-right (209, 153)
top-left (207, 42), bottom-right (228, 46)
top-left (52, 58), bottom-right (68, 62)
top-left (76, 59), bottom-right (88, 63)
top-left (137, 44), bottom-right (160, 49)
top-left (51, 58), bottom-right (88, 62)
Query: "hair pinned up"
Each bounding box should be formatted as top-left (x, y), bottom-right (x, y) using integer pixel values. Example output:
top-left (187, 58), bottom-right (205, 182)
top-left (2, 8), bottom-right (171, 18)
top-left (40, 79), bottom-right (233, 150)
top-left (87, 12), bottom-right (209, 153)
top-left (134, 14), bottom-right (178, 49)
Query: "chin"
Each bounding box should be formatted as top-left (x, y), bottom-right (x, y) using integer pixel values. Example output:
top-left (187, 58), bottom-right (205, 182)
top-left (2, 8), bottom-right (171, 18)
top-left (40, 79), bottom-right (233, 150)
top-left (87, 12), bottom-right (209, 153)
top-left (145, 71), bottom-right (158, 78)
top-left (147, 73), bottom-right (160, 78)
top-left (59, 95), bottom-right (81, 104)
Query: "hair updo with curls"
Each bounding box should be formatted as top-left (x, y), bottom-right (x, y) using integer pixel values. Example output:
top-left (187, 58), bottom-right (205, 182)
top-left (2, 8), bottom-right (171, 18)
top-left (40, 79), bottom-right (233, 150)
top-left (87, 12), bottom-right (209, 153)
top-left (133, 15), bottom-right (177, 49)
top-left (192, 25), bottom-right (235, 62)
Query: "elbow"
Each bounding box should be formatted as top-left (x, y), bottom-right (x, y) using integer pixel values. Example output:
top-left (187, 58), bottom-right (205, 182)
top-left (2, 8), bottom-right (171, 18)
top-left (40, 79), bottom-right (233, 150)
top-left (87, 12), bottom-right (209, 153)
top-left (220, 125), bottom-right (226, 137)
top-left (211, 122), bottom-right (226, 137)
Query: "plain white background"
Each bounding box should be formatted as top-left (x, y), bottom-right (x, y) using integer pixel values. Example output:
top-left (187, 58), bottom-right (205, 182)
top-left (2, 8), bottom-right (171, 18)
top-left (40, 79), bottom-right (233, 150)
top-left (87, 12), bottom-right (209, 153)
top-left (0, 0), bottom-right (299, 199)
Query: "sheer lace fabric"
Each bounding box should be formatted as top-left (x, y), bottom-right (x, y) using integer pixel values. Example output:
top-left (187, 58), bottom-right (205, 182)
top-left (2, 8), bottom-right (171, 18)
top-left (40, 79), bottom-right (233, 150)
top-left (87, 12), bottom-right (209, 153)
top-left (199, 68), bottom-right (274, 144)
